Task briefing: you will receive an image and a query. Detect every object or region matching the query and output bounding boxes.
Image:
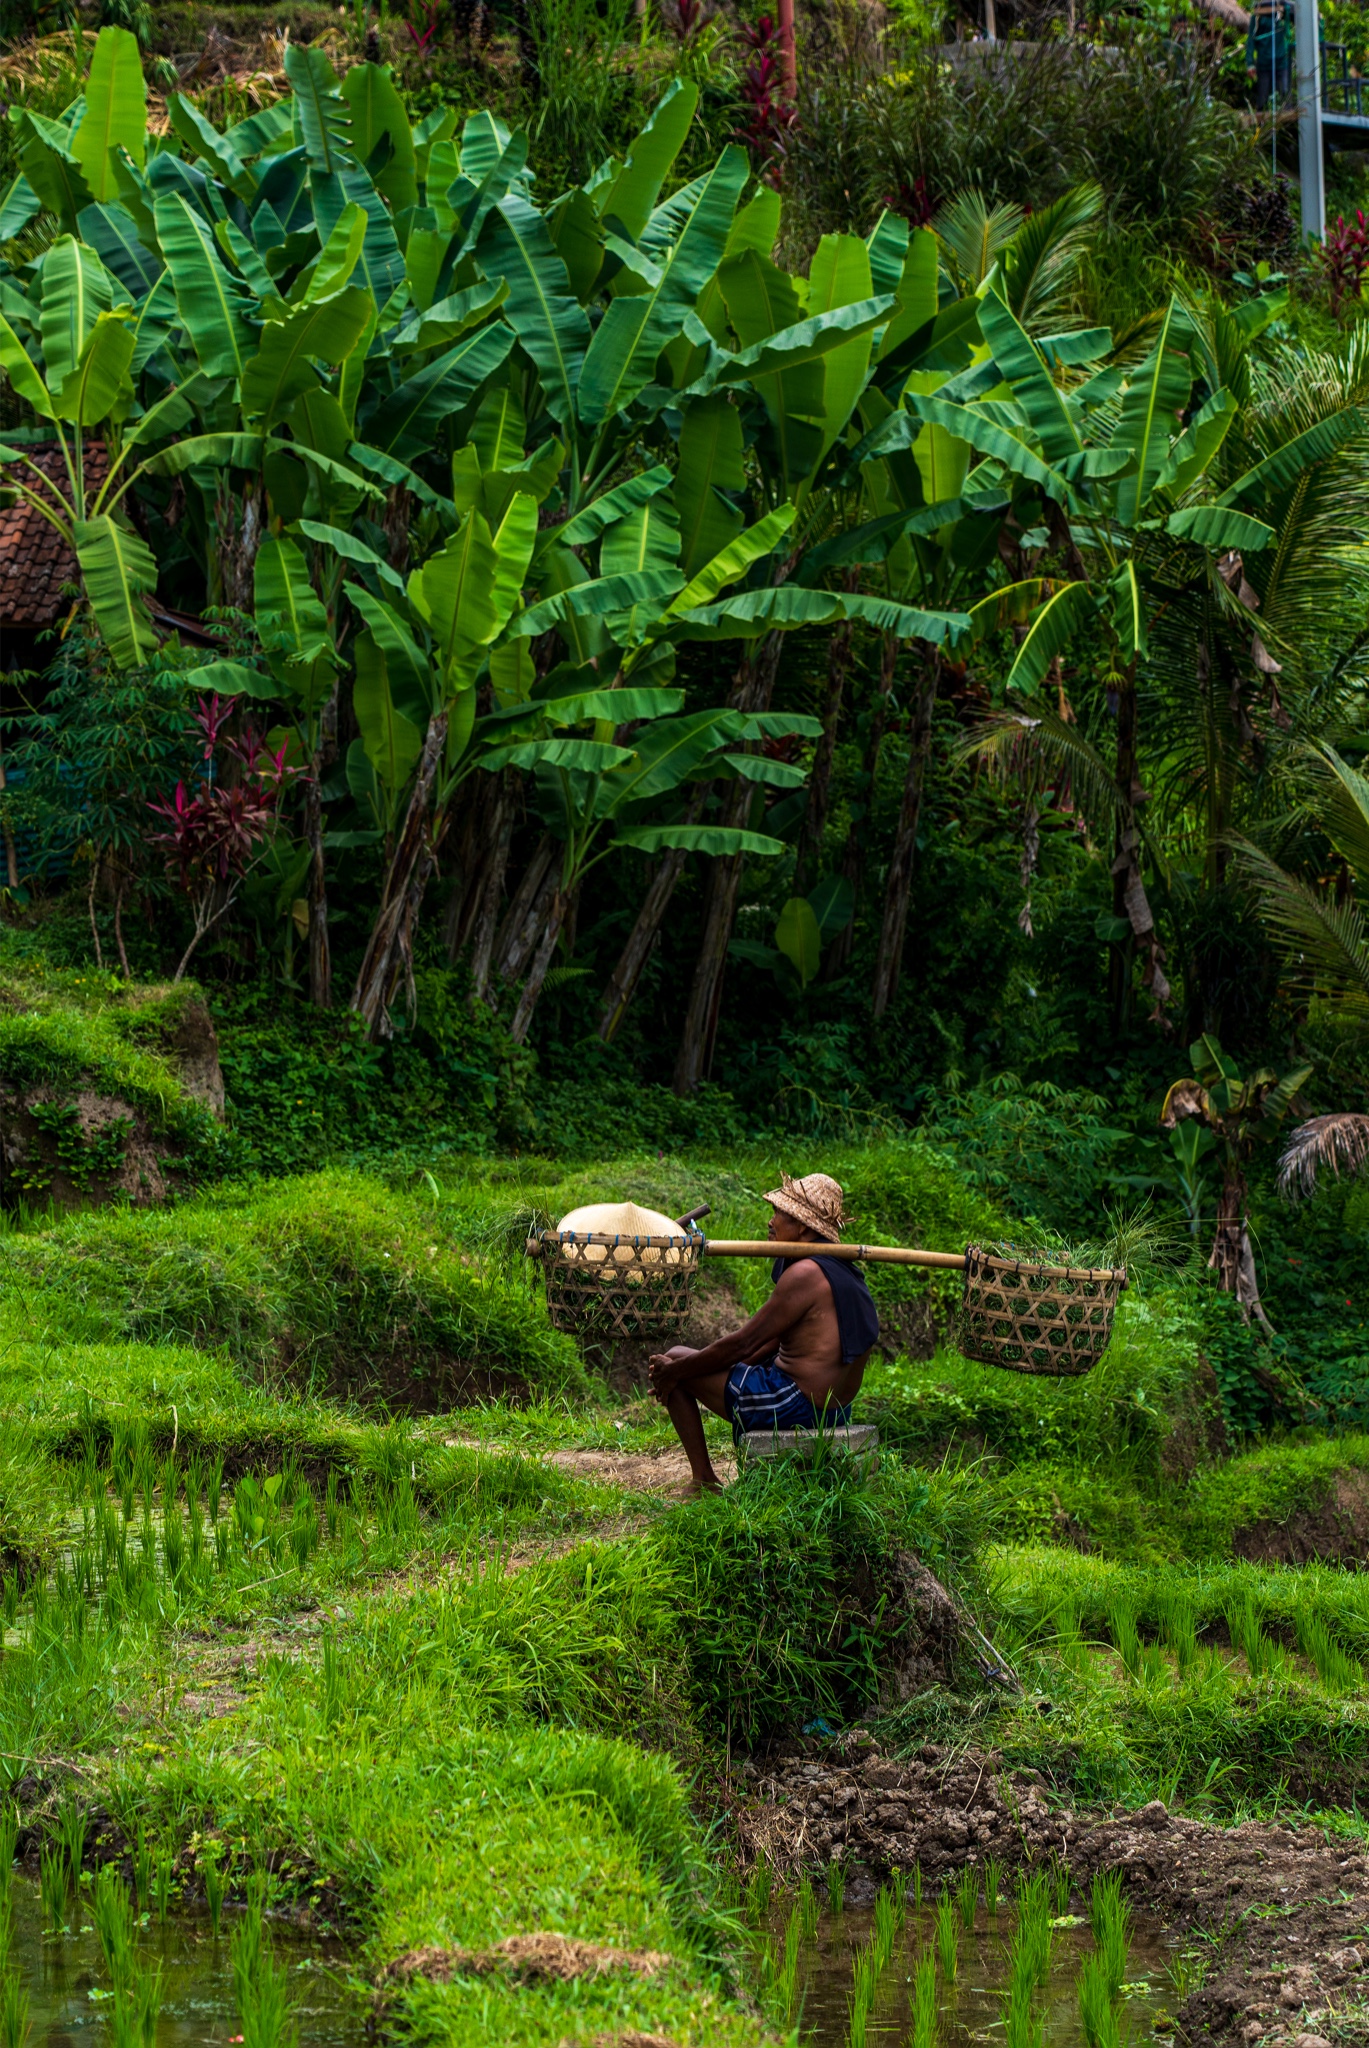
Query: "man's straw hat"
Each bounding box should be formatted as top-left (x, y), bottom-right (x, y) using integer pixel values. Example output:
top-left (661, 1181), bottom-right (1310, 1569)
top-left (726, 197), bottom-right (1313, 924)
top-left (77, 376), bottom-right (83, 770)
top-left (764, 1172), bottom-right (848, 1242)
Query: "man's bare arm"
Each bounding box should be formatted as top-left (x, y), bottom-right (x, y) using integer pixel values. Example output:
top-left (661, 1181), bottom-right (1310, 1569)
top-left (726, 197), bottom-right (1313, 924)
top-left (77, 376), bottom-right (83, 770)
top-left (650, 1262), bottom-right (828, 1379)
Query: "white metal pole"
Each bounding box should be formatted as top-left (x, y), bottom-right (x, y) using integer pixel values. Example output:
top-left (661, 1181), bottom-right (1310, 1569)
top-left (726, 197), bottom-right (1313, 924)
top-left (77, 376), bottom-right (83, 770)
top-left (1296, 0), bottom-right (1325, 243)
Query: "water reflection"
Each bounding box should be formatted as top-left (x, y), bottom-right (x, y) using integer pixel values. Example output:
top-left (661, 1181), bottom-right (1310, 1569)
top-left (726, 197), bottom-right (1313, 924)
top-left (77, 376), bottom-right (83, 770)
top-left (6, 1876), bottom-right (362, 2048)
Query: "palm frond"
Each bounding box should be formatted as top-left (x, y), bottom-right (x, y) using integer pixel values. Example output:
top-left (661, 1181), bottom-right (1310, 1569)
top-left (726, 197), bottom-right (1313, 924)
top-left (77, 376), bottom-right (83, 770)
top-left (1277, 1112), bottom-right (1369, 1201)
top-left (1230, 834), bottom-right (1369, 1016)
top-left (1000, 183), bottom-right (1103, 335)
top-left (934, 189), bottom-right (1024, 294)
top-left (957, 698), bottom-right (1122, 842)
top-left (1313, 743), bottom-right (1369, 883)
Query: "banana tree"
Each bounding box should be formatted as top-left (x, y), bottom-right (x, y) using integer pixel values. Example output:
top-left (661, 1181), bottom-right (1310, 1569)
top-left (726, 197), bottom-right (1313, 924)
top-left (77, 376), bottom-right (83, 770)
top-left (1160, 1033), bottom-right (1311, 1326)
top-left (916, 290), bottom-right (1308, 1032)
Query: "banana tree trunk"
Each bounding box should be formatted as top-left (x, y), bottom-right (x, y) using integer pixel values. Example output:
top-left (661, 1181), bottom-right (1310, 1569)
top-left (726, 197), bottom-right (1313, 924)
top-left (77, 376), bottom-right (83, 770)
top-left (466, 787), bottom-right (516, 1004)
top-left (1109, 665), bottom-right (1170, 1035)
top-left (595, 788), bottom-right (706, 1043)
top-left (793, 578), bottom-right (858, 899)
top-left (1209, 1156), bottom-right (1272, 1331)
top-left (827, 629), bottom-right (898, 979)
top-left (509, 884), bottom-right (574, 1044)
top-left (305, 684), bottom-right (338, 1009)
top-left (351, 710), bottom-right (449, 1041)
top-left (671, 793), bottom-right (747, 1096)
top-left (871, 653), bottom-right (938, 1021)
top-left (671, 633), bottom-right (784, 1096)
top-left (493, 836), bottom-right (557, 986)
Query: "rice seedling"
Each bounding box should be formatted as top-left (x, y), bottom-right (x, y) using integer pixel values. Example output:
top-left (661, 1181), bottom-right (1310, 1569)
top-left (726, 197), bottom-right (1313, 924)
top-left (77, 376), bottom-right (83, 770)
top-left (912, 1861), bottom-right (923, 1907)
top-left (775, 1904), bottom-right (802, 2017)
top-left (745, 1861), bottom-right (773, 1922)
top-left (1013, 1872), bottom-right (1053, 1990)
top-left (0, 1971), bottom-right (28, 2048)
top-left (873, 1883), bottom-right (898, 1969)
top-left (133, 1825), bottom-right (152, 1912)
top-left (55, 1794), bottom-right (84, 1890)
top-left (984, 1856), bottom-right (1004, 1913)
top-left (1090, 1870), bottom-right (1131, 1996)
top-left (1050, 1859), bottom-right (1071, 1915)
top-left (912, 1949), bottom-right (938, 2048)
top-left (233, 1886), bottom-right (299, 2048)
top-left (1158, 1590), bottom-right (1198, 1675)
top-left (1298, 1612), bottom-right (1363, 1694)
top-left (94, 1865), bottom-right (135, 1986)
top-left (796, 1872), bottom-right (819, 1939)
top-left (1005, 1984), bottom-right (1044, 2048)
top-left (890, 1866), bottom-right (908, 1913)
top-left (110, 1960), bottom-right (161, 2048)
top-left (1079, 1952), bottom-right (1121, 2048)
top-left (1226, 1595), bottom-right (1285, 1680)
top-left (827, 1859), bottom-right (846, 1915)
top-left (202, 1846), bottom-right (226, 1936)
top-left (1107, 1599), bottom-right (1141, 1677)
top-left (847, 1947), bottom-right (878, 2048)
top-left (956, 1864), bottom-right (978, 1928)
top-left (152, 1845), bottom-right (174, 1924)
top-left (38, 1846), bottom-right (65, 1932)
top-left (0, 1809), bottom-right (16, 1884)
top-left (935, 1889), bottom-right (959, 1982)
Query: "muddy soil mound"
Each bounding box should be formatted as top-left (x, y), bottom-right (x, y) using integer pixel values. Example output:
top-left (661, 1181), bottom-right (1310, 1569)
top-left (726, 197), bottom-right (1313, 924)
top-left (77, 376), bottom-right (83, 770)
top-left (737, 1736), bottom-right (1369, 2046)
top-left (1232, 1467), bottom-right (1369, 1566)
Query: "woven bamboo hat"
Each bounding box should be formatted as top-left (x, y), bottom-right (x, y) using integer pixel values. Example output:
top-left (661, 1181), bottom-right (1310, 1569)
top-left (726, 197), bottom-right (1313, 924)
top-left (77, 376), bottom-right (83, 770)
top-left (764, 1172), bottom-right (848, 1242)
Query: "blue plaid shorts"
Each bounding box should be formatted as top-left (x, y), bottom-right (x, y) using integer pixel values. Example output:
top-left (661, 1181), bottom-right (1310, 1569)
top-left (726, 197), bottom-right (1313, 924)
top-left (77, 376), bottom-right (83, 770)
top-left (723, 1356), bottom-right (852, 1445)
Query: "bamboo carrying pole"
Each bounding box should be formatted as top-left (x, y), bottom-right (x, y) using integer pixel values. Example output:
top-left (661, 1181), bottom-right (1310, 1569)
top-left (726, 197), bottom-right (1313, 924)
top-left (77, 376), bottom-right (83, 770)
top-left (702, 1240), bottom-right (1126, 1285)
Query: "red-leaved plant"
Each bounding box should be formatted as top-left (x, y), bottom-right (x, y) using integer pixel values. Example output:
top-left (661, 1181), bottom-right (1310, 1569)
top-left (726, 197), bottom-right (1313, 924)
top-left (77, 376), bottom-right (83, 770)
top-left (1321, 210), bottom-right (1369, 317)
top-left (148, 695), bottom-right (297, 981)
top-left (734, 14), bottom-right (797, 184)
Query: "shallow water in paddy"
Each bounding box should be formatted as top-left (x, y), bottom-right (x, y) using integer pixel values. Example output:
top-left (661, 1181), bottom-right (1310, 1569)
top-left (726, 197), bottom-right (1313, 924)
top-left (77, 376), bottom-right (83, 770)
top-left (768, 1900), bottom-right (1180, 2047)
top-left (5, 1876), bottom-right (364, 2048)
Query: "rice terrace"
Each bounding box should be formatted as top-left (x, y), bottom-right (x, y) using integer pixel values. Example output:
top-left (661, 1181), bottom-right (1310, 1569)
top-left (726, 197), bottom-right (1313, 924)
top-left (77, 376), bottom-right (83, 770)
top-left (1, 0), bottom-right (1369, 2041)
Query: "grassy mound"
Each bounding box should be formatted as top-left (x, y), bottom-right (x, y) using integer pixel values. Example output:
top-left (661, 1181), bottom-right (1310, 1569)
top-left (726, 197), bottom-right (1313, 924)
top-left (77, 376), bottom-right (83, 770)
top-left (0, 1170), bottom-right (586, 1406)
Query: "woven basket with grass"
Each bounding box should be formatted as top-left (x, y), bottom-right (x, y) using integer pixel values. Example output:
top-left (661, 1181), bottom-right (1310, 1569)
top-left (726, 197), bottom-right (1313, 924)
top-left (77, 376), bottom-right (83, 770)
top-left (957, 1245), bottom-right (1125, 1376)
top-left (530, 1202), bottom-right (704, 1341)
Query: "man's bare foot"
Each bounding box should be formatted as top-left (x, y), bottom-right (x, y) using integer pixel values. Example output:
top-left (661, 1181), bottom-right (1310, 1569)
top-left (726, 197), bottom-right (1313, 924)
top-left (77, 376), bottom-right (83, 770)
top-left (683, 1472), bottom-right (724, 1496)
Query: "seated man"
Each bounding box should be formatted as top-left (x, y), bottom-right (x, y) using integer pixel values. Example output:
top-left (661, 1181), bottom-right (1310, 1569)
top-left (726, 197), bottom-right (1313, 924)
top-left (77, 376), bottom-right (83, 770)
top-left (648, 1172), bottom-right (879, 1495)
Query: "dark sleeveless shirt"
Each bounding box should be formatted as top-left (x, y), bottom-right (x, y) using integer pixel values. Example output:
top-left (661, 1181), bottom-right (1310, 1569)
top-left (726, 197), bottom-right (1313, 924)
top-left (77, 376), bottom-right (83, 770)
top-left (771, 1253), bottom-right (881, 1364)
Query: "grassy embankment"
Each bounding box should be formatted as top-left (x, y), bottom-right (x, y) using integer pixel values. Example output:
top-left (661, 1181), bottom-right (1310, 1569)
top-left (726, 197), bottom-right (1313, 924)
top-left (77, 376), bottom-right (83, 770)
top-left (2, 970), bottom-right (1369, 2038)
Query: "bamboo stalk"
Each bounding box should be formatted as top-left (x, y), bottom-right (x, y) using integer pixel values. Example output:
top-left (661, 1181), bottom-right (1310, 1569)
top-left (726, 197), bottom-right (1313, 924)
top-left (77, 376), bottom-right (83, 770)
top-left (701, 1241), bottom-right (1126, 1284)
top-left (526, 1233), bottom-right (1125, 1287)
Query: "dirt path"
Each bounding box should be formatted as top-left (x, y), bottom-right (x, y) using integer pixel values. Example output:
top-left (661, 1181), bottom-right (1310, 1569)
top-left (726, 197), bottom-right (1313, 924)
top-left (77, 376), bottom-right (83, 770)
top-left (543, 1445), bottom-right (737, 1495)
top-left (737, 1736), bottom-right (1369, 2047)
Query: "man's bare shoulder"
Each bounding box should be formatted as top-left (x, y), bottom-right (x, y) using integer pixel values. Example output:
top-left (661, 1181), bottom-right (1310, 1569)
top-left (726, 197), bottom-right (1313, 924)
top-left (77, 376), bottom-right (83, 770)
top-left (771, 1258), bottom-right (831, 1304)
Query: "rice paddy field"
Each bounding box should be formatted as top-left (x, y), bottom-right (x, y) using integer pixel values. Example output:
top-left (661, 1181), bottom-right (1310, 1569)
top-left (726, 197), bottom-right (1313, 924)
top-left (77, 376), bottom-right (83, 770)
top-left (0, 967), bottom-right (1365, 2048)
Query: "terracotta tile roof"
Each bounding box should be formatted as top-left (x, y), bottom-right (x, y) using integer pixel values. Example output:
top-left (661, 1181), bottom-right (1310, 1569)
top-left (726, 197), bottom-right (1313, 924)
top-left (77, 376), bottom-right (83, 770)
top-left (0, 442), bottom-right (110, 629)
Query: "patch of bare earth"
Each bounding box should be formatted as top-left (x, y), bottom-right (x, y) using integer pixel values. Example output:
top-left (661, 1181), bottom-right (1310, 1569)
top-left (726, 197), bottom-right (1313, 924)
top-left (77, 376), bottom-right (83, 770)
top-left (381, 1933), bottom-right (673, 1985)
top-left (543, 1446), bottom-right (737, 1494)
top-left (738, 1736), bottom-right (1369, 2046)
top-left (1233, 1468), bottom-right (1369, 1566)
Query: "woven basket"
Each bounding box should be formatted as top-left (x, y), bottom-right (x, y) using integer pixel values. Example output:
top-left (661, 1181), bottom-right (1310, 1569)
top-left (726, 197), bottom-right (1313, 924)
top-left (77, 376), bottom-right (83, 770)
top-left (531, 1229), bottom-right (703, 1341)
top-left (958, 1245), bottom-right (1125, 1377)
